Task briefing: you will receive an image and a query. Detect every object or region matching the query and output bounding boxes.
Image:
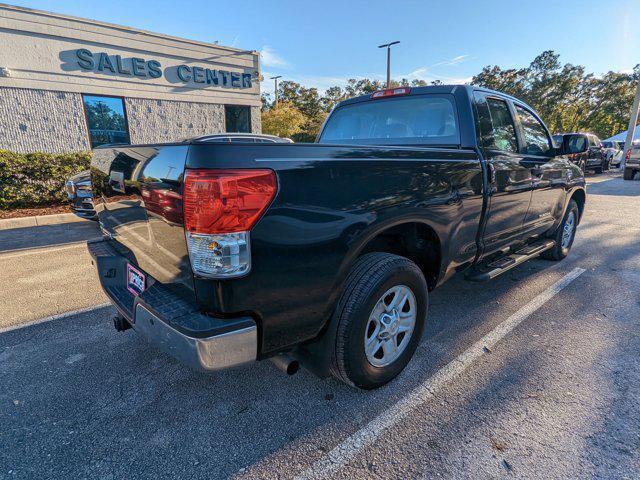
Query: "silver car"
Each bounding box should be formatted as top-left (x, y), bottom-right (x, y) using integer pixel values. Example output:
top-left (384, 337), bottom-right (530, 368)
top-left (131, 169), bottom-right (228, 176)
top-left (65, 169), bottom-right (95, 217)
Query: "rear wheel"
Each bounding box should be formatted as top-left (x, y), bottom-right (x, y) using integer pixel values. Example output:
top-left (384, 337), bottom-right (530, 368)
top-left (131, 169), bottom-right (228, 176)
top-left (542, 199), bottom-right (579, 261)
top-left (594, 165), bottom-right (603, 174)
top-left (331, 253), bottom-right (428, 389)
top-left (624, 168), bottom-right (636, 180)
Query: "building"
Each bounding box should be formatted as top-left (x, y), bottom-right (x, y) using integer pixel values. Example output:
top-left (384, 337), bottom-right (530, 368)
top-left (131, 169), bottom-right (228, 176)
top-left (0, 4), bottom-right (262, 153)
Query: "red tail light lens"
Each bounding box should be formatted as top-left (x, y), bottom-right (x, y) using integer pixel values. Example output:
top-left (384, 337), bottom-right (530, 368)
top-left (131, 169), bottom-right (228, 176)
top-left (183, 169), bottom-right (277, 234)
top-left (626, 149), bottom-right (631, 160)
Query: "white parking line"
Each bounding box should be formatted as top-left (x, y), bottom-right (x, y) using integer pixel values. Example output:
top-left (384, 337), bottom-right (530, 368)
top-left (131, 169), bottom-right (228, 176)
top-left (0, 303), bottom-right (112, 334)
top-left (0, 240), bottom-right (100, 260)
top-left (296, 267), bottom-right (586, 480)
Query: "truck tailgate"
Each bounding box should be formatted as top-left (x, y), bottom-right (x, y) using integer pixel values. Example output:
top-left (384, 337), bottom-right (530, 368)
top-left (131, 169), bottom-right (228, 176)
top-left (91, 145), bottom-right (194, 300)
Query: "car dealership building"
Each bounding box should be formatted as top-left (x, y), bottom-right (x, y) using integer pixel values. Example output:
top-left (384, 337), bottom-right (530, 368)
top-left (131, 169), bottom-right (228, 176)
top-left (0, 4), bottom-right (262, 153)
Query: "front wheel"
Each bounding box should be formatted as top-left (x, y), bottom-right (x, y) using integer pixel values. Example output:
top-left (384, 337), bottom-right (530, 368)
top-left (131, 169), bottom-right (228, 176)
top-left (542, 199), bottom-right (579, 261)
top-left (331, 253), bottom-right (428, 389)
top-left (624, 168), bottom-right (636, 180)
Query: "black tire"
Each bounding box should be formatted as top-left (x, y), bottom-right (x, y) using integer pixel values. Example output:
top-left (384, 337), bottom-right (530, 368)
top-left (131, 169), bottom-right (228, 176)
top-left (331, 252), bottom-right (428, 389)
top-left (594, 165), bottom-right (603, 174)
top-left (542, 199), bottom-right (579, 261)
top-left (624, 168), bottom-right (635, 180)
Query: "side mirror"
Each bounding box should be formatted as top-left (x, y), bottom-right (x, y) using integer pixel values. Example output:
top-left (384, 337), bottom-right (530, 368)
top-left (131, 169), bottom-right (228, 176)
top-left (561, 134), bottom-right (589, 155)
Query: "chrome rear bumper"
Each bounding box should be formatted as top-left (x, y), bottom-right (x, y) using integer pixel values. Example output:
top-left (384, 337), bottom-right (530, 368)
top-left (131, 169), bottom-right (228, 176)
top-left (88, 238), bottom-right (258, 372)
top-left (133, 305), bottom-right (257, 371)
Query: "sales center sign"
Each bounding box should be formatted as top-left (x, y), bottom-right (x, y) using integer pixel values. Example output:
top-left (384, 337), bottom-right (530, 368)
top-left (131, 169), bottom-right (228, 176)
top-left (73, 48), bottom-right (254, 89)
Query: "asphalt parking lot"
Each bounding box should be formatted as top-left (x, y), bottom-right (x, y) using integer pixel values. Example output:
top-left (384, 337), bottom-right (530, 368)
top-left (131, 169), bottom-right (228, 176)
top-left (1, 172), bottom-right (639, 479)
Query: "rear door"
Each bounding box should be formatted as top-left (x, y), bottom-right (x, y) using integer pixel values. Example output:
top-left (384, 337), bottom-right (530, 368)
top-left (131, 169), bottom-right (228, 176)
top-left (512, 103), bottom-right (564, 236)
top-left (474, 92), bottom-right (532, 257)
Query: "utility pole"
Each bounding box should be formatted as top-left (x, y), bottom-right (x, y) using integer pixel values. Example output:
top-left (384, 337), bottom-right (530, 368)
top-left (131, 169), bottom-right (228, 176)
top-left (378, 41), bottom-right (400, 88)
top-left (622, 78), bottom-right (640, 169)
top-left (270, 75), bottom-right (282, 108)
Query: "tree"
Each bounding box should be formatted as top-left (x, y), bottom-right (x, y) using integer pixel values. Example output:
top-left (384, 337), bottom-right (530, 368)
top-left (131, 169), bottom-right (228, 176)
top-left (472, 50), bottom-right (639, 138)
top-left (261, 102), bottom-right (306, 139)
top-left (261, 52), bottom-right (640, 142)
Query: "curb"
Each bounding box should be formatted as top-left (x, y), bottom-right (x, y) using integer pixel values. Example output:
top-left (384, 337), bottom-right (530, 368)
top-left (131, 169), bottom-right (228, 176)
top-left (0, 212), bottom-right (95, 231)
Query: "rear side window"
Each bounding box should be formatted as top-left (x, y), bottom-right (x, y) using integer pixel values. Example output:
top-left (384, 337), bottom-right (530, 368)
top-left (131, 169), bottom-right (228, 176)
top-left (319, 95), bottom-right (459, 145)
top-left (568, 135), bottom-right (587, 152)
top-left (477, 97), bottom-right (519, 153)
top-left (515, 105), bottom-right (552, 155)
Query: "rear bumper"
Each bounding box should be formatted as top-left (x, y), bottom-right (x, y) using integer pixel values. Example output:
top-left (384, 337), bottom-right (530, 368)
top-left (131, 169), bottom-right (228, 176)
top-left (88, 238), bottom-right (257, 371)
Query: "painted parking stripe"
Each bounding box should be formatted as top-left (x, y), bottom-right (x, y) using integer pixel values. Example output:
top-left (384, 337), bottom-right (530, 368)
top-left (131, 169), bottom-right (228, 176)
top-left (296, 267), bottom-right (586, 480)
top-left (0, 303), bottom-right (113, 334)
top-left (0, 240), bottom-right (101, 259)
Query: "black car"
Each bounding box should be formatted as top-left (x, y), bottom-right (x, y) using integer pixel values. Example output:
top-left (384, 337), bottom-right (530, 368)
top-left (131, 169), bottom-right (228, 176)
top-left (89, 85), bottom-right (587, 389)
top-left (554, 133), bottom-right (608, 173)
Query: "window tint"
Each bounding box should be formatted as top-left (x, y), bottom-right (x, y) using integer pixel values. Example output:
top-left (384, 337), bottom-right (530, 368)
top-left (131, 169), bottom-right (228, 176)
top-left (319, 95), bottom-right (459, 145)
top-left (82, 95), bottom-right (130, 148)
top-left (515, 105), bottom-right (551, 155)
top-left (483, 97), bottom-right (518, 152)
top-left (225, 105), bottom-right (251, 133)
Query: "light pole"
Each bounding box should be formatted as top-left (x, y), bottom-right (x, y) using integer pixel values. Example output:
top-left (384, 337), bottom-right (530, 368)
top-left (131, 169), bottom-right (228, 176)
top-left (270, 75), bottom-right (282, 108)
top-left (378, 41), bottom-right (400, 88)
top-left (622, 78), bottom-right (640, 169)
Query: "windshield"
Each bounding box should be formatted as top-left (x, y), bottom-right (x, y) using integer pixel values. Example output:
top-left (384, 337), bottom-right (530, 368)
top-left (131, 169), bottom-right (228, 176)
top-left (319, 95), bottom-right (459, 146)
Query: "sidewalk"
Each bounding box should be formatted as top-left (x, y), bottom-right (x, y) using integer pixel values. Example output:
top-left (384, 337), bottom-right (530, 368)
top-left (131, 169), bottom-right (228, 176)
top-left (0, 212), bottom-right (95, 231)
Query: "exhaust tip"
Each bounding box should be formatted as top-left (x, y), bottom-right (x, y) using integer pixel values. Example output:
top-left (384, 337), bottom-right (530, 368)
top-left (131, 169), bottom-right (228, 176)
top-left (285, 360), bottom-right (300, 375)
top-left (270, 354), bottom-right (300, 376)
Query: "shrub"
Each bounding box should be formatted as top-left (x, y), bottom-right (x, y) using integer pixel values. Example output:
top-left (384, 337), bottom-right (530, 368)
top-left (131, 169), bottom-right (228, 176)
top-left (0, 150), bottom-right (91, 209)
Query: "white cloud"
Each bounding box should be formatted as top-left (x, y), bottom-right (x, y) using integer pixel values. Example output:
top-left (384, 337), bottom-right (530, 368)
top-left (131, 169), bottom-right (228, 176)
top-left (404, 67), bottom-right (428, 80)
top-left (433, 54), bottom-right (472, 67)
top-left (260, 46), bottom-right (289, 69)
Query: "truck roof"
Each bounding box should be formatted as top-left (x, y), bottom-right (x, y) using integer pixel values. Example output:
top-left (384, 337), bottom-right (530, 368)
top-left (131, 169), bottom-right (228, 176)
top-left (335, 84), bottom-right (535, 113)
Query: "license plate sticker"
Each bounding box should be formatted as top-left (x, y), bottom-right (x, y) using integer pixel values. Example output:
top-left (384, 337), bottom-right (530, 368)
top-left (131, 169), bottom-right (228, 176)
top-left (127, 264), bottom-right (146, 296)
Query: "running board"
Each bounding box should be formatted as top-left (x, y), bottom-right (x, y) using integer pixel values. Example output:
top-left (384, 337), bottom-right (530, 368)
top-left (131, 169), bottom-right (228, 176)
top-left (466, 239), bottom-right (556, 282)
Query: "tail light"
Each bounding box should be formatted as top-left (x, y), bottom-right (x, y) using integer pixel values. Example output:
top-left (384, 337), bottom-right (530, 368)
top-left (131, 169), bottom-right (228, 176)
top-left (183, 169), bottom-right (277, 278)
top-left (626, 149), bottom-right (631, 160)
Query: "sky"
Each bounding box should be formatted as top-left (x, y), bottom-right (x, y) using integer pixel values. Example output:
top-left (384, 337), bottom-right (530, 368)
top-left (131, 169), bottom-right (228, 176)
top-left (8, 0), bottom-right (640, 95)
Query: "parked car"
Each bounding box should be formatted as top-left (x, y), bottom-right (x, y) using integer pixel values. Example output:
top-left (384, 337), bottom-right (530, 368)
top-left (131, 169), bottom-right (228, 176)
top-left (624, 144), bottom-right (640, 180)
top-left (88, 85), bottom-right (587, 390)
top-left (602, 140), bottom-right (622, 167)
top-left (65, 170), bottom-right (95, 217)
top-left (66, 134), bottom-right (292, 216)
top-left (553, 133), bottom-right (607, 173)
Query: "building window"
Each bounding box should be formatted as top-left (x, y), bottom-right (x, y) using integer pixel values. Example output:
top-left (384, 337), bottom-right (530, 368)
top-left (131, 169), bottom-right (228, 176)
top-left (82, 95), bottom-right (130, 148)
top-left (225, 105), bottom-right (251, 133)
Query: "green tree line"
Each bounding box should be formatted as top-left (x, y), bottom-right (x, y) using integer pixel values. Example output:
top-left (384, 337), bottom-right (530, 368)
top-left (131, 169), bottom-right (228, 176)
top-left (261, 51), bottom-right (640, 142)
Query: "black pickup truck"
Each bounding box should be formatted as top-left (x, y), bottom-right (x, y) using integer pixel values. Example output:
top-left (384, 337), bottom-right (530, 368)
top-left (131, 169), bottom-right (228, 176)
top-left (89, 85), bottom-right (587, 389)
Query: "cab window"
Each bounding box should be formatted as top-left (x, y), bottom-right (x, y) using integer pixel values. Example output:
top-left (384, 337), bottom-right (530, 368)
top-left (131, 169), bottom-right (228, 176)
top-left (514, 105), bottom-right (552, 156)
top-left (477, 96), bottom-right (519, 153)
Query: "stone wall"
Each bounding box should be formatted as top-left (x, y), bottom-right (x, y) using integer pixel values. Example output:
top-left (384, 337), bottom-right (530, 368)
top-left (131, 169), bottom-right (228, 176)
top-left (251, 106), bottom-right (262, 134)
top-left (0, 86), bottom-right (90, 153)
top-left (0, 87), bottom-right (263, 153)
top-left (125, 97), bottom-right (228, 144)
